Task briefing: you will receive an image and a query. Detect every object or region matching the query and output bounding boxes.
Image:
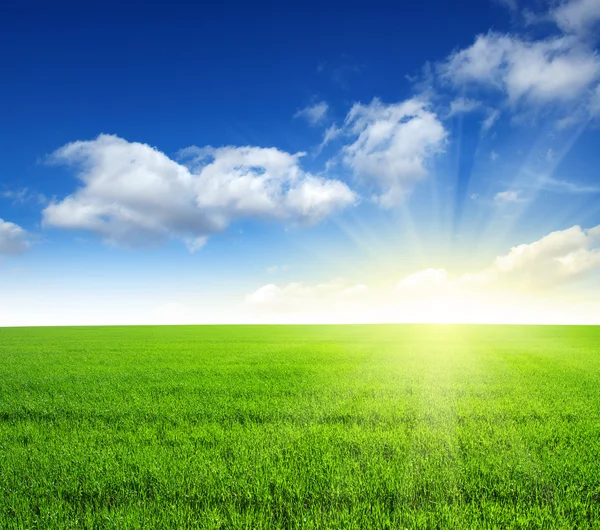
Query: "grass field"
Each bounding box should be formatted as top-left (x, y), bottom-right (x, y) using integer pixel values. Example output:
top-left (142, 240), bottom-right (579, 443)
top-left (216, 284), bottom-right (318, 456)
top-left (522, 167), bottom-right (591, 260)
top-left (1, 325), bottom-right (599, 529)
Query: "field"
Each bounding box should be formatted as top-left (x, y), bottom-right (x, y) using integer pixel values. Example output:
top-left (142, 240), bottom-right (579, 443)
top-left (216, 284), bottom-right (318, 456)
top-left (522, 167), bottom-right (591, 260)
top-left (1, 325), bottom-right (599, 529)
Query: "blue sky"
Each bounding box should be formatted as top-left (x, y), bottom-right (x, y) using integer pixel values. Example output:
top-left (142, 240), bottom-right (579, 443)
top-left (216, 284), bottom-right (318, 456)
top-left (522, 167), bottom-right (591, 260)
top-left (2, 0), bottom-right (600, 325)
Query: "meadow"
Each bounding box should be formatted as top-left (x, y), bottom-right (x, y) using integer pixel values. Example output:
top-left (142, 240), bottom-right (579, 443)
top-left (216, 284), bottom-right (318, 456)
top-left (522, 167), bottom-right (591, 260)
top-left (1, 324), bottom-right (599, 529)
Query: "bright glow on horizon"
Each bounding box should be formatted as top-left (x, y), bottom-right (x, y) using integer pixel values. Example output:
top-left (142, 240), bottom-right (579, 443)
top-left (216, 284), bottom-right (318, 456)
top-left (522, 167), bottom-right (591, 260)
top-left (2, 223), bottom-right (600, 327)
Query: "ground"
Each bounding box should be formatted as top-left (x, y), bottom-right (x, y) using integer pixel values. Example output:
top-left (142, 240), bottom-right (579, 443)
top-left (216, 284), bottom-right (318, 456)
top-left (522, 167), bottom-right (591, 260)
top-left (1, 325), bottom-right (599, 528)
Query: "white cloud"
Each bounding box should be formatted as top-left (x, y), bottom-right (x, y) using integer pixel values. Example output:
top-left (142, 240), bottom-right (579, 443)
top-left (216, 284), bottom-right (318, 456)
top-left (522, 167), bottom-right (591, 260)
top-left (490, 224), bottom-right (600, 286)
top-left (481, 109), bottom-right (500, 134)
top-left (43, 135), bottom-right (357, 250)
top-left (241, 225), bottom-right (600, 324)
top-left (491, 150), bottom-right (500, 161)
top-left (448, 97), bottom-right (481, 115)
top-left (284, 176), bottom-right (357, 221)
top-left (339, 97), bottom-right (447, 207)
top-left (0, 219), bottom-right (31, 255)
top-left (320, 123), bottom-right (342, 148)
top-left (294, 102), bottom-right (329, 126)
top-left (397, 225), bottom-right (600, 292)
top-left (441, 32), bottom-right (600, 107)
top-left (441, 33), bottom-right (513, 87)
top-left (494, 189), bottom-right (524, 203)
top-left (552, 0), bottom-right (600, 35)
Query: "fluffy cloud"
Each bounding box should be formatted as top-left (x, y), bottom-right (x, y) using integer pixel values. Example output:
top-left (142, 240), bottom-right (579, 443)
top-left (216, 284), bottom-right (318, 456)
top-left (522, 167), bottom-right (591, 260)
top-left (294, 102), bottom-right (329, 126)
top-left (241, 225), bottom-right (600, 324)
top-left (274, 225), bottom-right (600, 305)
top-left (43, 135), bottom-right (357, 250)
top-left (489, 225), bottom-right (600, 287)
top-left (552, 0), bottom-right (600, 35)
top-left (404, 225), bottom-right (600, 292)
top-left (0, 219), bottom-right (31, 255)
top-left (441, 32), bottom-right (600, 108)
top-left (376, 226), bottom-right (597, 304)
top-left (338, 98), bottom-right (447, 207)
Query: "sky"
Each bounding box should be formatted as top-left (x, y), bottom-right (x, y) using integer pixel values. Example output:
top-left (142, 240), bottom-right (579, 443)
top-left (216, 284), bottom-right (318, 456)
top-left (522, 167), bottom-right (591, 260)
top-left (2, 0), bottom-right (600, 326)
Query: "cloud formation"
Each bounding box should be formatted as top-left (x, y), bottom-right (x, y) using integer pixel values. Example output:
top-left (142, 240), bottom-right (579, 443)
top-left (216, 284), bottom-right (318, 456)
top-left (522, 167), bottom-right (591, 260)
top-left (245, 225), bottom-right (600, 323)
top-left (401, 224), bottom-right (600, 292)
top-left (294, 102), bottom-right (329, 126)
top-left (441, 32), bottom-right (600, 108)
top-left (31, 0), bottom-right (600, 258)
top-left (336, 98), bottom-right (447, 206)
top-left (488, 224), bottom-right (600, 287)
top-left (552, 0), bottom-right (600, 35)
top-left (43, 135), bottom-right (357, 250)
top-left (0, 219), bottom-right (31, 255)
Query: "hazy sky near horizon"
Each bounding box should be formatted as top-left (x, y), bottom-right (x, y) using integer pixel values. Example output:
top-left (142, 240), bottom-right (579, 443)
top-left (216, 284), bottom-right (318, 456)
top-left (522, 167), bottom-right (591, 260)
top-left (2, 0), bottom-right (600, 325)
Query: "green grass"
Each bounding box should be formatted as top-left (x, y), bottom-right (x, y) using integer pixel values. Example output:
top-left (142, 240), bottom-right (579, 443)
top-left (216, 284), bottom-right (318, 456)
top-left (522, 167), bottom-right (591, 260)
top-left (1, 324), bottom-right (600, 529)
